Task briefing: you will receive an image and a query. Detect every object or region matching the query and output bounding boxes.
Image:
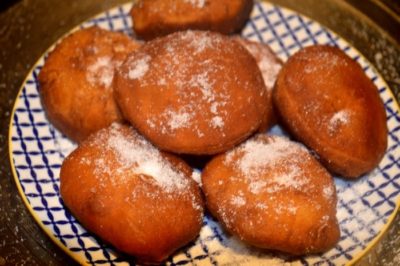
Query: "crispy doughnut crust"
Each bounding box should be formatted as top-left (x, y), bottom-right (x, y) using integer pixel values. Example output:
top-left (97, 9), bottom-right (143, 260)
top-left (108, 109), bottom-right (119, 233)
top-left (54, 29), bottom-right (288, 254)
top-left (233, 37), bottom-right (283, 131)
top-left (273, 45), bottom-right (388, 178)
top-left (115, 30), bottom-right (269, 155)
top-left (38, 26), bottom-right (140, 142)
top-left (60, 123), bottom-right (204, 263)
top-left (202, 134), bottom-right (340, 255)
top-left (130, 0), bottom-right (254, 40)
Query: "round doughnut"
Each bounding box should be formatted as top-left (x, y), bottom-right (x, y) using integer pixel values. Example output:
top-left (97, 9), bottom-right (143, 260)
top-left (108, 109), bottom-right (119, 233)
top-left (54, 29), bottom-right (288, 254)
top-left (234, 37), bottom-right (283, 131)
top-left (130, 0), bottom-right (254, 40)
top-left (115, 30), bottom-right (270, 155)
top-left (60, 123), bottom-right (204, 263)
top-left (201, 134), bottom-right (340, 255)
top-left (273, 45), bottom-right (388, 178)
top-left (38, 26), bottom-right (141, 142)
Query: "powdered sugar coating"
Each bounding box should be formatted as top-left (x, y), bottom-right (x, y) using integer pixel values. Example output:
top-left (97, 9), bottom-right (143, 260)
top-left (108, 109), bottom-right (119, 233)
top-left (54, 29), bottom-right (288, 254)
top-left (83, 123), bottom-right (192, 193)
top-left (226, 136), bottom-right (306, 175)
top-left (86, 56), bottom-right (115, 87)
top-left (39, 26), bottom-right (141, 142)
top-left (235, 38), bottom-right (282, 90)
top-left (323, 184), bottom-right (335, 200)
top-left (128, 54), bottom-right (151, 79)
top-left (116, 30), bottom-right (268, 154)
top-left (183, 0), bottom-right (206, 8)
top-left (328, 110), bottom-right (351, 134)
top-left (224, 136), bottom-right (319, 197)
top-left (82, 29), bottom-right (140, 88)
top-left (231, 195), bottom-right (246, 207)
top-left (208, 134), bottom-right (337, 223)
top-left (123, 31), bottom-right (236, 137)
top-left (191, 170), bottom-right (202, 186)
top-left (202, 134), bottom-right (339, 254)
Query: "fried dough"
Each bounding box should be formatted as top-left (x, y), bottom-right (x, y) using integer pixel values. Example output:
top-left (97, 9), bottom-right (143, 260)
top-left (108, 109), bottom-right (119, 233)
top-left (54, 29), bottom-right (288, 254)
top-left (201, 134), bottom-right (340, 255)
top-left (39, 26), bottom-right (140, 142)
top-left (273, 45), bottom-right (388, 178)
top-left (60, 123), bottom-right (204, 263)
top-left (130, 0), bottom-right (253, 40)
top-left (115, 30), bottom-right (270, 155)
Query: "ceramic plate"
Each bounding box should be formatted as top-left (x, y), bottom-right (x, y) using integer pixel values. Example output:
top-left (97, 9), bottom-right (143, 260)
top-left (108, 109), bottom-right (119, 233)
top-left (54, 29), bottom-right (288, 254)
top-left (9, 1), bottom-right (400, 265)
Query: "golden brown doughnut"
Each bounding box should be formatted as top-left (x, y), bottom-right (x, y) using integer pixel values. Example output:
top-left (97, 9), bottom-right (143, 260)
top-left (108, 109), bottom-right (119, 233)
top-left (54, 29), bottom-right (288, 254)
top-left (273, 45), bottom-right (388, 178)
top-left (39, 26), bottom-right (141, 142)
top-left (115, 30), bottom-right (270, 155)
top-left (130, 0), bottom-right (254, 40)
top-left (201, 134), bottom-right (340, 255)
top-left (234, 37), bottom-right (283, 130)
top-left (60, 123), bottom-right (204, 263)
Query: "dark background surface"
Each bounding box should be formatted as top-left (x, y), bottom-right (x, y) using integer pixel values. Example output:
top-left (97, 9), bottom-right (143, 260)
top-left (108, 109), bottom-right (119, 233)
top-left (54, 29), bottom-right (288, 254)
top-left (0, 0), bottom-right (399, 265)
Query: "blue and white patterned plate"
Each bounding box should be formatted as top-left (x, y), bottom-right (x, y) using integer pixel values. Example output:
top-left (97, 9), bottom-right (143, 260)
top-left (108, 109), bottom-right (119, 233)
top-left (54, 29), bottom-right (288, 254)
top-left (9, 1), bottom-right (400, 265)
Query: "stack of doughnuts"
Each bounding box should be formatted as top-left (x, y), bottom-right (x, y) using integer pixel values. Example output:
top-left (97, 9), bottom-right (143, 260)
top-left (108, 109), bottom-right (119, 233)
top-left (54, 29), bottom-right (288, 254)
top-left (38, 0), bottom-right (388, 263)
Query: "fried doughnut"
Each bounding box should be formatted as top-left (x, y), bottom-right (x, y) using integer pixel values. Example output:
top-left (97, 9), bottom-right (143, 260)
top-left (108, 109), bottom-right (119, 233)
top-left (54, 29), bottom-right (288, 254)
top-left (60, 123), bottom-right (204, 263)
top-left (201, 134), bottom-right (340, 255)
top-left (273, 45), bottom-right (388, 178)
top-left (234, 37), bottom-right (283, 130)
top-left (115, 30), bottom-right (270, 155)
top-left (39, 26), bottom-right (141, 142)
top-left (130, 0), bottom-right (254, 40)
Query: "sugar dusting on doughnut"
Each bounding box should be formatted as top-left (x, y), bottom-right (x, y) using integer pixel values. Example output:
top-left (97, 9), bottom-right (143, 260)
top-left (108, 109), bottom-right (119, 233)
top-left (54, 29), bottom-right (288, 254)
top-left (124, 31), bottom-right (258, 138)
top-left (183, 0), bottom-right (206, 8)
top-left (224, 136), bottom-right (322, 198)
top-left (202, 134), bottom-right (340, 254)
top-left (86, 56), bottom-right (121, 88)
top-left (218, 135), bottom-right (337, 220)
top-left (115, 30), bottom-right (269, 154)
top-left (226, 136), bottom-right (303, 173)
top-left (61, 122), bottom-right (204, 262)
top-left (328, 109), bottom-right (351, 135)
top-left (38, 26), bottom-right (141, 142)
top-left (191, 170), bottom-right (202, 186)
top-left (128, 54), bottom-right (151, 79)
top-left (83, 32), bottom-right (140, 88)
top-left (282, 47), bottom-right (357, 139)
top-left (81, 123), bottom-right (190, 193)
top-left (275, 41), bottom-right (386, 173)
top-left (234, 37), bottom-right (282, 90)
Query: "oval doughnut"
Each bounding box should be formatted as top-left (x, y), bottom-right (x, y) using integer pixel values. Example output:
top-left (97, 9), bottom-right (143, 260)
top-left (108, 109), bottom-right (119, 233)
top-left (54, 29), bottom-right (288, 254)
top-left (202, 134), bottom-right (340, 255)
top-left (273, 45), bottom-right (388, 178)
top-left (60, 123), bottom-right (204, 263)
top-left (115, 30), bottom-right (270, 155)
top-left (39, 26), bottom-right (141, 142)
top-left (130, 0), bottom-right (254, 40)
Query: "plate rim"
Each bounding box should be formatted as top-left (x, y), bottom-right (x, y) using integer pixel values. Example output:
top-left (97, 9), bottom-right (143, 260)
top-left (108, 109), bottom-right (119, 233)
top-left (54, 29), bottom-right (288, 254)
top-left (7, 1), bottom-right (400, 265)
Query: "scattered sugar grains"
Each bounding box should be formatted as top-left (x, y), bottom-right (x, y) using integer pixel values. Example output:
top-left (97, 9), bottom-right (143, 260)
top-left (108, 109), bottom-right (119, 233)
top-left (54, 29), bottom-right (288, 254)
top-left (183, 0), bottom-right (206, 8)
top-left (227, 136), bottom-right (305, 177)
top-left (240, 40), bottom-right (282, 89)
top-left (323, 184), bottom-right (334, 200)
top-left (191, 170), bottom-right (202, 186)
top-left (135, 31), bottom-right (235, 137)
top-left (86, 56), bottom-right (117, 88)
top-left (224, 136), bottom-right (317, 195)
top-left (328, 110), bottom-right (350, 133)
top-left (88, 123), bottom-right (190, 192)
top-left (128, 54), bottom-right (151, 80)
top-left (164, 108), bottom-right (193, 130)
top-left (231, 195), bottom-right (246, 207)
